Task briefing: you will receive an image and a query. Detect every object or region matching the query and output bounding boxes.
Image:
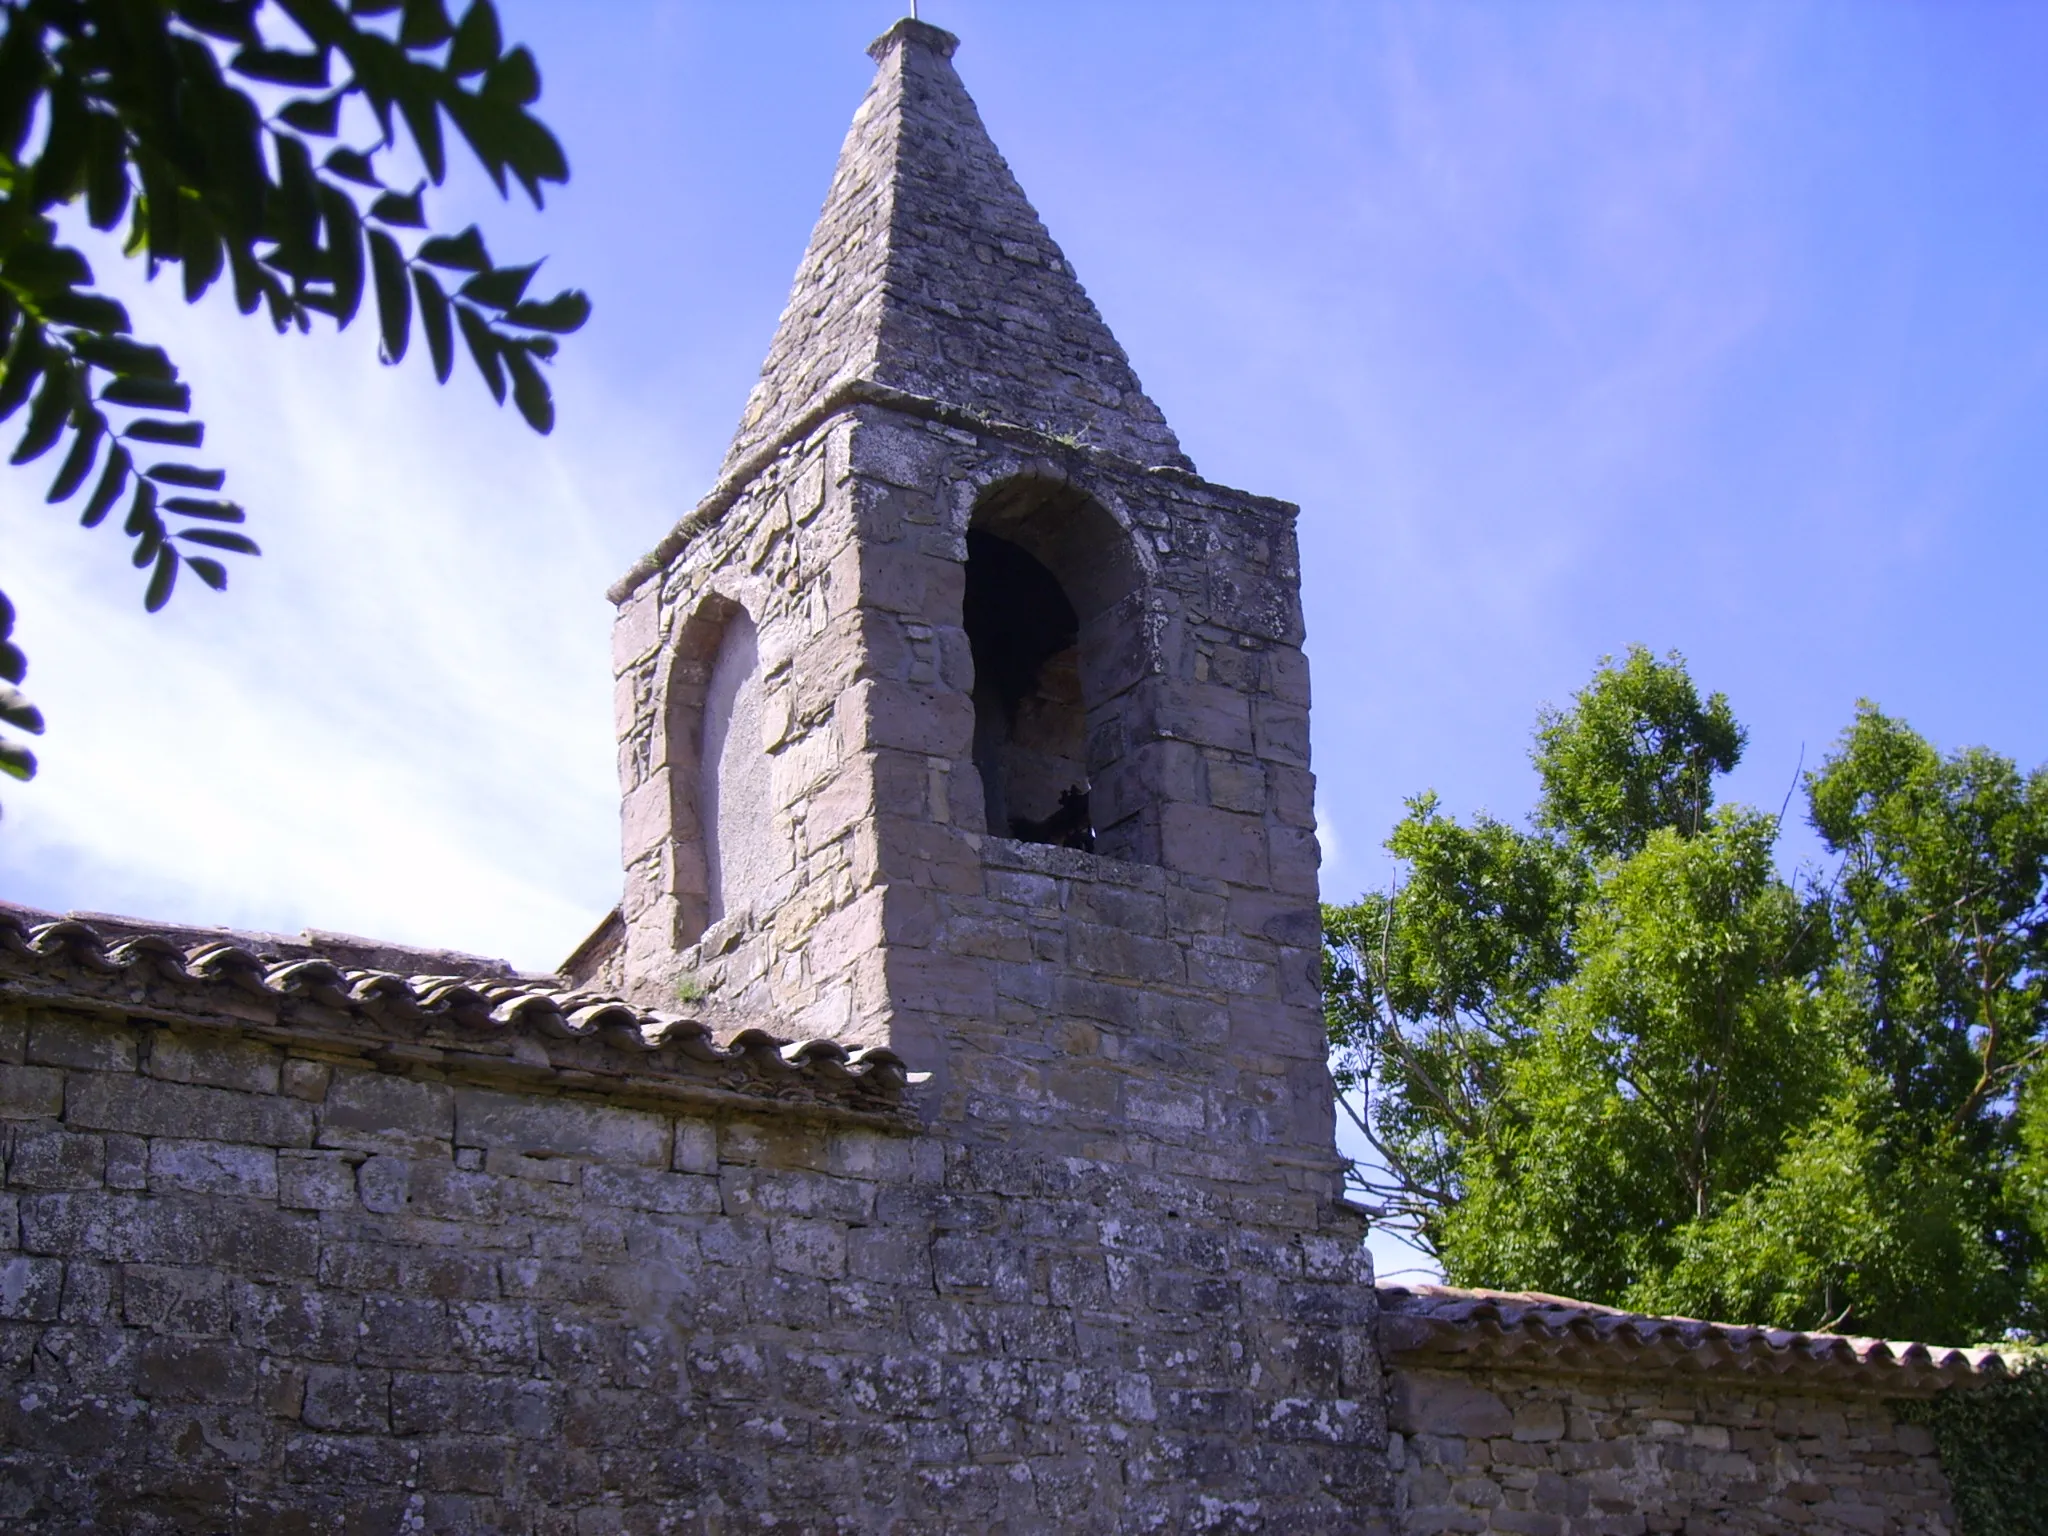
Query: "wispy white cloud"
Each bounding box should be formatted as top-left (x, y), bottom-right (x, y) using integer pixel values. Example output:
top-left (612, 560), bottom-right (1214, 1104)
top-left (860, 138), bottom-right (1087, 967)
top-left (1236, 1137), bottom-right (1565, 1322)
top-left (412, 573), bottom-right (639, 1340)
top-left (3, 251), bottom-right (646, 970)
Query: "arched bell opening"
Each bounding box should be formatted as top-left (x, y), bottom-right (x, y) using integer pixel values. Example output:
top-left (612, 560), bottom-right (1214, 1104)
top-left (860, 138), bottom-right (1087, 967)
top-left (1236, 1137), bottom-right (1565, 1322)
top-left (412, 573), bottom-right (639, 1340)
top-left (964, 477), bottom-right (1149, 860)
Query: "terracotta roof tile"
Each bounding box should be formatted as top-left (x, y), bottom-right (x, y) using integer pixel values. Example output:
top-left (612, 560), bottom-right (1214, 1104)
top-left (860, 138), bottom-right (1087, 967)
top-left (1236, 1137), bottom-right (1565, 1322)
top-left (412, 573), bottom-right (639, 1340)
top-left (1378, 1283), bottom-right (2016, 1396)
top-left (0, 904), bottom-right (918, 1121)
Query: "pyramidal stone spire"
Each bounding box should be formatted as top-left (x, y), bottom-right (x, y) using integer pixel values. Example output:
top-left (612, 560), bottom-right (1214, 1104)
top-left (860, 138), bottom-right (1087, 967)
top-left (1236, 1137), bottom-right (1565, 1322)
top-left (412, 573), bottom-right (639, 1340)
top-left (722, 18), bottom-right (1192, 476)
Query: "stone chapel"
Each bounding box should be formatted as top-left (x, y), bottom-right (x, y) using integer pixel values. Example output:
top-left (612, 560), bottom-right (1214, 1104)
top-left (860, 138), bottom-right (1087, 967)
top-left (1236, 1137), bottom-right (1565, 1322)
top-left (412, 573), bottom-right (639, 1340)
top-left (0, 18), bottom-right (2007, 1533)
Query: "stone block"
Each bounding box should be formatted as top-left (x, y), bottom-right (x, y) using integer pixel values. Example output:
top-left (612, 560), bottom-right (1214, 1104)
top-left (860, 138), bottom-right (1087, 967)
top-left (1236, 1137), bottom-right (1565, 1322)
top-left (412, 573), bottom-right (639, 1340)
top-left (1123, 1081), bottom-right (1207, 1132)
top-left (65, 1075), bottom-right (314, 1148)
top-left (319, 1069), bottom-right (453, 1155)
top-left (612, 587), bottom-right (661, 674)
top-left (882, 950), bottom-right (994, 1018)
top-left (358, 1295), bottom-right (456, 1366)
top-left (147, 1139), bottom-right (278, 1200)
top-left (104, 1133), bottom-right (147, 1190)
top-left (451, 1301), bottom-right (539, 1369)
top-left (827, 1130), bottom-right (913, 1183)
top-left (619, 770), bottom-right (674, 861)
top-left (21, 1192), bottom-right (318, 1277)
top-left (1894, 1422), bottom-right (1936, 1457)
top-left (1389, 1372), bottom-right (1513, 1439)
top-left (452, 1089), bottom-right (668, 1167)
top-left (849, 421), bottom-right (951, 500)
top-left (582, 1165), bottom-right (721, 1215)
top-left (1068, 922), bottom-right (1183, 985)
top-left (278, 1150), bottom-right (359, 1211)
top-left (0, 1255), bottom-right (62, 1320)
top-left (138, 1336), bottom-right (257, 1403)
top-left (770, 1218), bottom-right (847, 1280)
top-left (1069, 882), bottom-right (1166, 937)
top-left (849, 1227), bottom-right (931, 1286)
top-left (1268, 824), bottom-right (1323, 897)
top-left (0, 1065), bottom-right (63, 1120)
top-left (801, 765), bottom-right (872, 849)
top-left (147, 1032), bottom-right (280, 1095)
top-left (122, 1264), bottom-right (231, 1335)
top-left (1254, 699), bottom-right (1312, 768)
top-left (1155, 684), bottom-right (1255, 755)
top-left (1160, 803), bottom-right (1268, 887)
top-left (357, 1157), bottom-right (501, 1222)
top-left (852, 678), bottom-right (974, 757)
top-left (280, 1431), bottom-right (418, 1489)
top-left (232, 1280), bottom-right (362, 1362)
top-left (805, 887), bottom-right (887, 979)
top-left (1188, 947), bottom-right (1277, 998)
top-left (1206, 759), bottom-right (1269, 815)
top-left (721, 1167), bottom-right (873, 1223)
top-left (303, 1366), bottom-right (392, 1433)
top-left (7, 1128), bottom-right (105, 1190)
top-left (59, 1260), bottom-right (123, 1324)
top-left (672, 1118), bottom-right (718, 1175)
top-left (986, 868), bottom-right (1060, 910)
top-left (26, 1013), bottom-right (135, 1072)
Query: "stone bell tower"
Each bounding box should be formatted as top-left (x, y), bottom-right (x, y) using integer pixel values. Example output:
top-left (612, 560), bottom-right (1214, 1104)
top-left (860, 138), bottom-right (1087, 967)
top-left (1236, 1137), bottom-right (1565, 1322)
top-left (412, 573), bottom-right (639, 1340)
top-left (601, 18), bottom-right (1331, 1180)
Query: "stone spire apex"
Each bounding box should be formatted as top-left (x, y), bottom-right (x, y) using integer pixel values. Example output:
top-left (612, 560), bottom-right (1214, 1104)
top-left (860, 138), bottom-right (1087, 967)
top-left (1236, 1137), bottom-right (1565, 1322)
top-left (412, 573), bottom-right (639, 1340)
top-left (721, 18), bottom-right (1191, 475)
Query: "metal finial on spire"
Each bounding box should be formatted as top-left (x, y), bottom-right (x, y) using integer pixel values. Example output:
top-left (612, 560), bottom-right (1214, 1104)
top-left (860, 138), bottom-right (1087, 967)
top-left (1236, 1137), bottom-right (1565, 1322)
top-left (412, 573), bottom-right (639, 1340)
top-left (909, 1), bottom-right (918, 17)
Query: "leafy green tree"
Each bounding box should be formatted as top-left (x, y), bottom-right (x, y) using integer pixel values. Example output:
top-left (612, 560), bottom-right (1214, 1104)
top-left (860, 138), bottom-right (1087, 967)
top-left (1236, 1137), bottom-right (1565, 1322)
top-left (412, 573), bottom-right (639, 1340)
top-left (0, 0), bottom-right (590, 791)
top-left (1809, 706), bottom-right (2048, 1140)
top-left (1643, 1079), bottom-right (2022, 1343)
top-left (2021, 1075), bottom-right (2048, 1322)
top-left (1532, 642), bottom-right (1745, 859)
top-left (1326, 646), bottom-right (1755, 1256)
top-left (1324, 799), bottom-right (1577, 1252)
top-left (1328, 652), bottom-right (2048, 1342)
top-left (1444, 809), bottom-right (1834, 1304)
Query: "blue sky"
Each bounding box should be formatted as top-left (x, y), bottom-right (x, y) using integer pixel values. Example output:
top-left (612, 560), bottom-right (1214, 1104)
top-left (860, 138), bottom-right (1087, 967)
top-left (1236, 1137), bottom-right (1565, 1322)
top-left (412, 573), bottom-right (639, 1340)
top-left (7, 5), bottom-right (2047, 999)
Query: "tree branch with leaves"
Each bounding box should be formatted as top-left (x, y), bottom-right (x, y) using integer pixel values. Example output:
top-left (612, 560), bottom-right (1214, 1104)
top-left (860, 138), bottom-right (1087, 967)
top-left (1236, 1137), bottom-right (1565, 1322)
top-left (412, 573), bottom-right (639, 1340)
top-left (0, 0), bottom-right (590, 793)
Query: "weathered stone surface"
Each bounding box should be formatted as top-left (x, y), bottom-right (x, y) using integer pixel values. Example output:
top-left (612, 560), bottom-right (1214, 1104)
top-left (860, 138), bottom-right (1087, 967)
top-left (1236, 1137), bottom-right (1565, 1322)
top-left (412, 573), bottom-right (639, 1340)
top-left (66, 1074), bottom-right (313, 1148)
top-left (452, 1089), bottom-right (669, 1167)
top-left (1387, 1367), bottom-right (1960, 1535)
top-left (0, 1005), bottom-right (1399, 1532)
top-left (0, 1065), bottom-right (62, 1120)
top-left (316, 1069), bottom-right (452, 1154)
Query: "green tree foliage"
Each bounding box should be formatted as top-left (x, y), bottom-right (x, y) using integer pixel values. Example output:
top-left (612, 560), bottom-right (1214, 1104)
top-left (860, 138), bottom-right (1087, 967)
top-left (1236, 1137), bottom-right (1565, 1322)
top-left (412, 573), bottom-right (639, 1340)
top-left (0, 0), bottom-right (590, 790)
top-left (1532, 644), bottom-right (1745, 859)
top-left (1326, 646), bottom-right (2048, 1343)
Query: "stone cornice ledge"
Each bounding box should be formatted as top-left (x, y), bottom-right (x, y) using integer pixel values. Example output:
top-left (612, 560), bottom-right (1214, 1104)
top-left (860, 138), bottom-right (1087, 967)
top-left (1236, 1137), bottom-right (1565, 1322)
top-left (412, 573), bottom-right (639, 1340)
top-left (1379, 1284), bottom-right (2018, 1398)
top-left (609, 376), bottom-right (1299, 605)
top-left (0, 906), bottom-right (920, 1129)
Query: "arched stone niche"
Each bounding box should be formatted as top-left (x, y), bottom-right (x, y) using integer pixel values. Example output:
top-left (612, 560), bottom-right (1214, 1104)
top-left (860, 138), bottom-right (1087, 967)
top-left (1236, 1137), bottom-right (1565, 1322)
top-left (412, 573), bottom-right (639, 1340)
top-left (964, 476), bottom-right (1155, 864)
top-left (661, 595), bottom-right (775, 944)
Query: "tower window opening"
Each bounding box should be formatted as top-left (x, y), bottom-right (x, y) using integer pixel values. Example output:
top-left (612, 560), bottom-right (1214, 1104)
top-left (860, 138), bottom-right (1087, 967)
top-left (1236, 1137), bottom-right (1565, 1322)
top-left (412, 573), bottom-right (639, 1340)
top-left (700, 606), bottom-right (772, 924)
top-left (964, 529), bottom-right (1093, 850)
top-left (658, 597), bottom-right (776, 948)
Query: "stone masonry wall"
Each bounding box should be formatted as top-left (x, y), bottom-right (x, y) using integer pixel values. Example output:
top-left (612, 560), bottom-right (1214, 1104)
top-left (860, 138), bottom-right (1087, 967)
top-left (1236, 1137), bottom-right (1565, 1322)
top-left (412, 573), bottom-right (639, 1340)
top-left (609, 402), bottom-right (1317, 1083)
top-left (611, 414), bottom-right (859, 1025)
top-left (0, 1000), bottom-right (1389, 1532)
top-left (1387, 1366), bottom-right (1957, 1536)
